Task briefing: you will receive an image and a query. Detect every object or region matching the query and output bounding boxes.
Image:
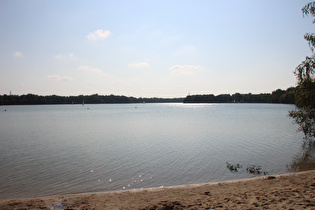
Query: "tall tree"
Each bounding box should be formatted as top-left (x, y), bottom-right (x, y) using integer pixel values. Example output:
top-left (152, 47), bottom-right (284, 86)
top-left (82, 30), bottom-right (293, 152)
top-left (289, 2), bottom-right (315, 138)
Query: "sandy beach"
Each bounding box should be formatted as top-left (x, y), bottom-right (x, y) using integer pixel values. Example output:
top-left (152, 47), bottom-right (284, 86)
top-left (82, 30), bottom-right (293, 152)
top-left (1, 170), bottom-right (315, 209)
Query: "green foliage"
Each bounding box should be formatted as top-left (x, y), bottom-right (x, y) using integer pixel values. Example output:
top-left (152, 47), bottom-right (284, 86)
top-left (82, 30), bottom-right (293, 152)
top-left (303, 2), bottom-right (315, 51)
top-left (0, 94), bottom-right (183, 105)
top-left (226, 162), bottom-right (269, 175)
top-left (289, 104), bottom-right (315, 137)
top-left (1, 89), bottom-right (296, 105)
top-left (183, 88), bottom-right (295, 104)
top-left (302, 2), bottom-right (315, 18)
top-left (294, 56), bottom-right (315, 83)
top-left (226, 162), bottom-right (242, 172)
top-left (289, 1), bottom-right (315, 138)
top-left (246, 165), bottom-right (268, 175)
top-left (304, 34), bottom-right (315, 53)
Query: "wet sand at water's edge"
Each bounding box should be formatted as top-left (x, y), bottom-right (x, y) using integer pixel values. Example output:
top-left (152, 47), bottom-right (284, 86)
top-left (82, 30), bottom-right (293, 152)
top-left (1, 170), bottom-right (315, 209)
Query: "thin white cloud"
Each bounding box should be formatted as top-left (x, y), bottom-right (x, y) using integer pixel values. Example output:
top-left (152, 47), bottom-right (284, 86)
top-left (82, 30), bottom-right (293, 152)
top-left (77, 65), bottom-right (116, 80)
top-left (169, 65), bottom-right (203, 75)
top-left (86, 29), bottom-right (111, 41)
top-left (12, 51), bottom-right (23, 58)
top-left (171, 69), bottom-right (193, 75)
top-left (46, 75), bottom-right (73, 81)
top-left (169, 65), bottom-right (203, 71)
top-left (54, 53), bottom-right (77, 60)
top-left (128, 61), bottom-right (150, 69)
top-left (78, 65), bottom-right (103, 74)
top-left (54, 54), bottom-right (62, 59)
top-left (68, 53), bottom-right (77, 59)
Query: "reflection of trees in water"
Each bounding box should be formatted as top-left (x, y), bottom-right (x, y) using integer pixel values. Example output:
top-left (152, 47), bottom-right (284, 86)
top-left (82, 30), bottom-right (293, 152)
top-left (288, 137), bottom-right (315, 172)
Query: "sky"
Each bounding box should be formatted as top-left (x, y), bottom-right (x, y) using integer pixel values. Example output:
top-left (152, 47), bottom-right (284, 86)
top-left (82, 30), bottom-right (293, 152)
top-left (0, 0), bottom-right (314, 98)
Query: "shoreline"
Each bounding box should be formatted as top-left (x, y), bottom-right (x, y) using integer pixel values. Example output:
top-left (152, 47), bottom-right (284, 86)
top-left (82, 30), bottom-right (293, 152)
top-left (1, 170), bottom-right (315, 209)
top-left (0, 171), bottom-right (292, 201)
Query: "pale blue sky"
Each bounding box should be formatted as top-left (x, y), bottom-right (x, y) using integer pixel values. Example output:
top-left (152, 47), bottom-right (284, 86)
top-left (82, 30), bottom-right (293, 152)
top-left (0, 0), bottom-right (313, 97)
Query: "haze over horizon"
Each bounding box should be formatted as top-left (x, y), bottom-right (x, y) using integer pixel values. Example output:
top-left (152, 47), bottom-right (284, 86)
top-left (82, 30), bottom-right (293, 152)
top-left (0, 0), bottom-right (313, 98)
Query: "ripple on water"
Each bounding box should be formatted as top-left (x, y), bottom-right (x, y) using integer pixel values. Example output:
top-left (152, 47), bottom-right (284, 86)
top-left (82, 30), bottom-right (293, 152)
top-left (0, 104), bottom-right (305, 199)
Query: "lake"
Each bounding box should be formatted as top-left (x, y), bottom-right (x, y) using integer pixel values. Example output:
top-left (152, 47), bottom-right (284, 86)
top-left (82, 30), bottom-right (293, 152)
top-left (0, 103), bottom-right (306, 199)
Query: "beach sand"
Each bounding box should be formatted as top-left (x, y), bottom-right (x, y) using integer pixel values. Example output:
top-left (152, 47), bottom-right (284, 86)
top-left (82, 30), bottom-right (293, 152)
top-left (1, 170), bottom-right (315, 209)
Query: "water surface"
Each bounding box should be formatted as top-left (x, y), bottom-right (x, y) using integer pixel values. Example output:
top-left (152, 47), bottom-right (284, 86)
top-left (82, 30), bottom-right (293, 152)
top-left (0, 103), bottom-right (305, 199)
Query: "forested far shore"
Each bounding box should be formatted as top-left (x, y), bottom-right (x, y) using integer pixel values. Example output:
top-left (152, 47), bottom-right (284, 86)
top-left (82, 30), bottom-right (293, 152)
top-left (0, 94), bottom-right (184, 105)
top-left (0, 87), bottom-right (295, 105)
top-left (184, 87), bottom-right (295, 104)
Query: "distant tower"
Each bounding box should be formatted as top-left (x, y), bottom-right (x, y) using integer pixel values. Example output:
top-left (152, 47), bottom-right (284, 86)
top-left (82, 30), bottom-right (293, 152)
top-left (10, 91), bottom-right (11, 96)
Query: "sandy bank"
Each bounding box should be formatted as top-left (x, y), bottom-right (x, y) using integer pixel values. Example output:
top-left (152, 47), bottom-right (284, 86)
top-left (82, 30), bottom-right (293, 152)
top-left (1, 170), bottom-right (315, 209)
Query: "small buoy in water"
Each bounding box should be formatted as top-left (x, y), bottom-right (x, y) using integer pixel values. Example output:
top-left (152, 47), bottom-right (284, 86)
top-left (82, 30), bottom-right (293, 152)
top-left (4, 109), bottom-right (6, 111)
top-left (135, 107), bottom-right (137, 109)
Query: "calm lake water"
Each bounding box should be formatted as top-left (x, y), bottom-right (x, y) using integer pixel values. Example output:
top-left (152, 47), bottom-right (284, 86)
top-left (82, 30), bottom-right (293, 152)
top-left (0, 103), bottom-right (306, 199)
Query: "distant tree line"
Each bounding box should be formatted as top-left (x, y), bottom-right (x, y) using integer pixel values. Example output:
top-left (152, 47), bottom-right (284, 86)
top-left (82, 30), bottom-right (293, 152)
top-left (0, 87), bottom-right (295, 105)
top-left (183, 87), bottom-right (295, 104)
top-left (0, 94), bottom-right (183, 105)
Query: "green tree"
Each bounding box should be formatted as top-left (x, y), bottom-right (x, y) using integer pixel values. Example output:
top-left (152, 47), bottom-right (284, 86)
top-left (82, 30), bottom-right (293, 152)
top-left (289, 1), bottom-right (315, 138)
